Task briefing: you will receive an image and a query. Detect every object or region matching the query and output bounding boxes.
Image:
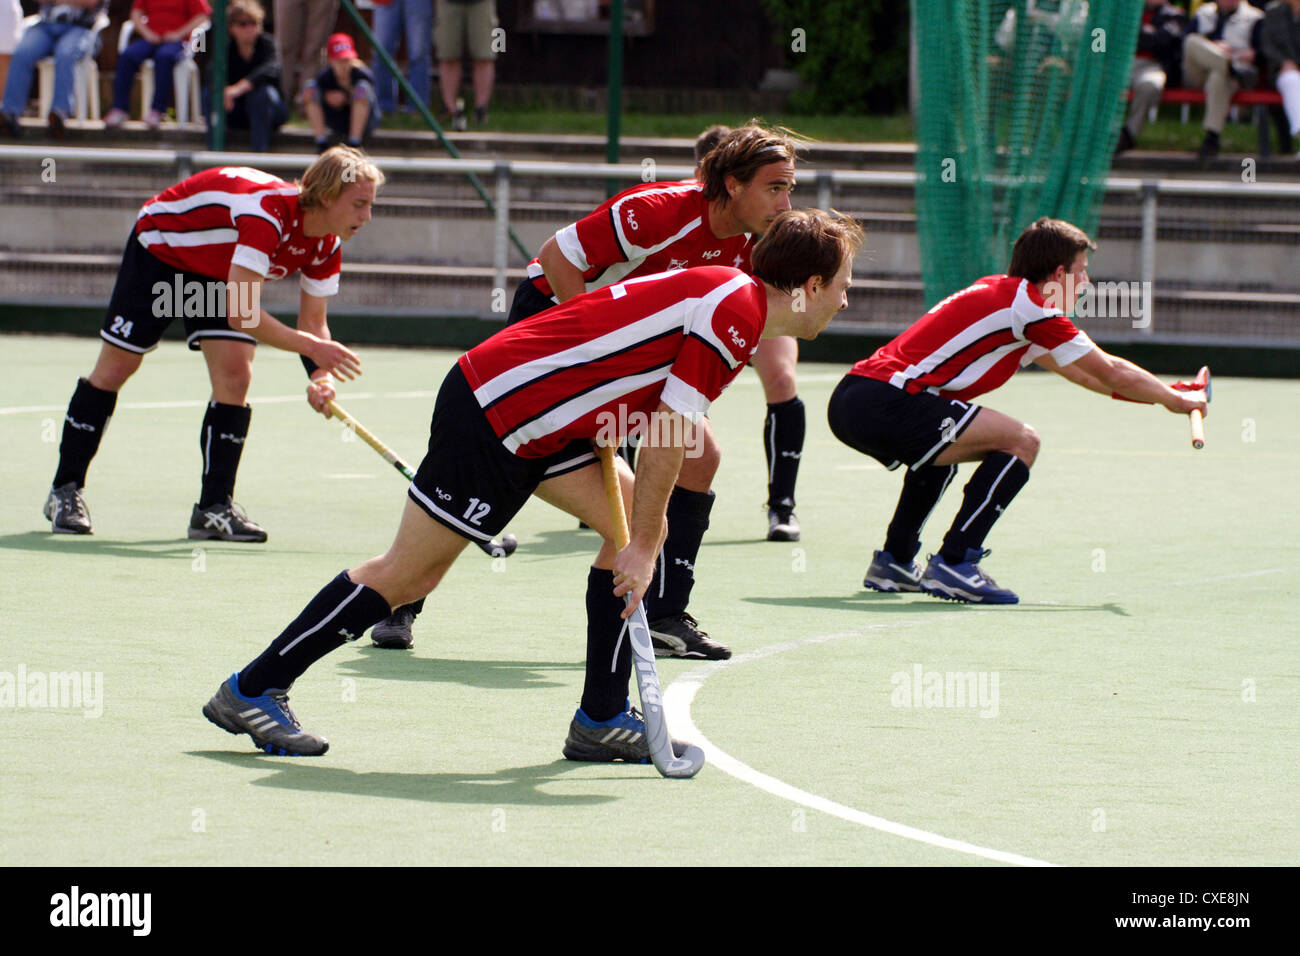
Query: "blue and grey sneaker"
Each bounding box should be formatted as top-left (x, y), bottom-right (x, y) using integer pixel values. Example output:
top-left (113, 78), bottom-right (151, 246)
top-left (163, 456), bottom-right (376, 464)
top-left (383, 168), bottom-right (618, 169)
top-left (562, 703), bottom-right (691, 764)
top-left (862, 549), bottom-right (923, 592)
top-left (202, 674), bottom-right (329, 756)
top-left (919, 548), bottom-right (1019, 605)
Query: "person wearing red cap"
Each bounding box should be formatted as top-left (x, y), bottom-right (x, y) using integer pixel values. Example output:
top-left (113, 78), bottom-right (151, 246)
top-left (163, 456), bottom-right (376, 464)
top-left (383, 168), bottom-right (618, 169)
top-left (304, 32), bottom-right (380, 151)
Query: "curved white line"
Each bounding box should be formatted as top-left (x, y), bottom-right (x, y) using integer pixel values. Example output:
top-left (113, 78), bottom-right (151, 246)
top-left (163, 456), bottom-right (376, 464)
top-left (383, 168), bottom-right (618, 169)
top-left (663, 624), bottom-right (1058, 867)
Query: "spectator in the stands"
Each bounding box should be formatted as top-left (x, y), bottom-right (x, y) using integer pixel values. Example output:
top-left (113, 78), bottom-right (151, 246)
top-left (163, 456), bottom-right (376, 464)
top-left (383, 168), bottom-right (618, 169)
top-left (104, 0), bottom-right (212, 130)
top-left (199, 0), bottom-right (286, 151)
top-left (1183, 0), bottom-right (1264, 160)
top-left (371, 0), bottom-right (433, 114)
top-left (436, 0), bottom-right (496, 130)
top-left (304, 31), bottom-right (379, 151)
top-left (1258, 0), bottom-right (1300, 153)
top-left (275, 0), bottom-right (339, 115)
top-left (0, 0), bottom-right (109, 138)
top-left (1116, 0), bottom-right (1188, 154)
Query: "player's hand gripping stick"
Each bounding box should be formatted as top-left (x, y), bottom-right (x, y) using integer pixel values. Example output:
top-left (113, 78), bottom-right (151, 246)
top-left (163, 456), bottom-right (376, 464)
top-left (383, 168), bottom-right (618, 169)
top-left (597, 444), bottom-right (705, 779)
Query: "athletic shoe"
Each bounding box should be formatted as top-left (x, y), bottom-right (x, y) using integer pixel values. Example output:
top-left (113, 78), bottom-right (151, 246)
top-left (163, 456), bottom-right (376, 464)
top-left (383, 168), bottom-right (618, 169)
top-left (766, 501), bottom-right (800, 542)
top-left (862, 549), bottom-right (923, 592)
top-left (44, 482), bottom-right (92, 534)
top-left (47, 110), bottom-right (66, 138)
top-left (202, 673), bottom-right (329, 756)
top-left (144, 108), bottom-right (163, 130)
top-left (451, 110), bottom-right (467, 131)
top-left (919, 548), bottom-right (1019, 604)
top-left (474, 105), bottom-right (488, 126)
top-left (562, 704), bottom-right (690, 763)
top-left (0, 111), bottom-right (20, 137)
top-left (371, 603), bottom-right (417, 649)
top-left (188, 498), bottom-right (268, 542)
top-left (103, 107), bottom-right (128, 129)
top-left (649, 611), bottom-right (731, 660)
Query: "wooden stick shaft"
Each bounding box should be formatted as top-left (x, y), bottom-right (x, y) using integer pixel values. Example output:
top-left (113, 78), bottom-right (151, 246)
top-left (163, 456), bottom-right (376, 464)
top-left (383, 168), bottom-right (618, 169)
top-left (327, 399), bottom-right (416, 480)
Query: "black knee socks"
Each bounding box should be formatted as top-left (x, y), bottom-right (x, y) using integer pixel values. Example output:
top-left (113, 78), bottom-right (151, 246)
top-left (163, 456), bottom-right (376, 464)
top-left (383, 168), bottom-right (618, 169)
top-left (644, 486), bottom-right (714, 622)
top-left (199, 401), bottom-right (251, 507)
top-left (764, 397), bottom-right (805, 508)
top-left (580, 568), bottom-right (632, 722)
top-left (884, 465), bottom-right (957, 563)
top-left (239, 571), bottom-right (392, 696)
top-left (53, 378), bottom-right (118, 489)
top-left (940, 453), bottom-right (1030, 563)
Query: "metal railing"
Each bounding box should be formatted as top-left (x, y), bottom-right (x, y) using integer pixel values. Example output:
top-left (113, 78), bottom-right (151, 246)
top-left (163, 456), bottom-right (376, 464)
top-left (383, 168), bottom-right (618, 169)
top-left (5, 145), bottom-right (1300, 335)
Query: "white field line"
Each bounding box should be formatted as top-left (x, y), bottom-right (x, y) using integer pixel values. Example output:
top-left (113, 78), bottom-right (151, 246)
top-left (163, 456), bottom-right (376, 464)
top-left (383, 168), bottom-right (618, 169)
top-left (0, 390), bottom-right (438, 416)
top-left (663, 622), bottom-right (1058, 867)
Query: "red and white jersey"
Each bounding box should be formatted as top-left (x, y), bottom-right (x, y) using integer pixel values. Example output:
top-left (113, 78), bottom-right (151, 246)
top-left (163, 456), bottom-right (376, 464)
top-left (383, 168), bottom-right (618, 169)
top-left (850, 275), bottom-right (1094, 401)
top-left (460, 267), bottom-right (766, 458)
top-left (134, 166), bottom-right (342, 296)
top-left (524, 180), bottom-right (753, 300)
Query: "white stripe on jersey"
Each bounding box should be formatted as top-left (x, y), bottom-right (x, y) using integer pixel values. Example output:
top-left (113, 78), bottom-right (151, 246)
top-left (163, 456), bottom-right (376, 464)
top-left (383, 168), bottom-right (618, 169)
top-left (686, 272), bottom-right (754, 371)
top-left (138, 227), bottom-right (239, 249)
top-left (502, 365), bottom-right (673, 454)
top-left (935, 340), bottom-right (1026, 394)
top-left (231, 244), bottom-right (271, 277)
top-left (300, 273), bottom-right (339, 297)
top-left (608, 182), bottom-right (706, 261)
top-left (471, 301), bottom-right (688, 408)
top-left (139, 186), bottom-right (296, 233)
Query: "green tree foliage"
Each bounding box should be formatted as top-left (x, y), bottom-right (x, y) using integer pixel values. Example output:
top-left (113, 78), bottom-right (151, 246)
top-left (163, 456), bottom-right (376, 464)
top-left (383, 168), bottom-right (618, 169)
top-left (760, 0), bottom-right (911, 113)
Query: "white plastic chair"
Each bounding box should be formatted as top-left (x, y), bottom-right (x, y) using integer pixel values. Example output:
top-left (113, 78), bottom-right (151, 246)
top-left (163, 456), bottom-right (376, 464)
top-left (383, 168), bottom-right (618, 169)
top-left (26, 12), bottom-right (111, 123)
top-left (117, 19), bottom-right (208, 123)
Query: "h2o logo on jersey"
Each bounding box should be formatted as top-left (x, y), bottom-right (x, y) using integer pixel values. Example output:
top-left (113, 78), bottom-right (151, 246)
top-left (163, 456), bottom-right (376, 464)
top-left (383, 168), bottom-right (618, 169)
top-left (728, 325), bottom-right (746, 349)
top-left (700, 249), bottom-right (721, 259)
top-left (625, 209), bottom-right (639, 231)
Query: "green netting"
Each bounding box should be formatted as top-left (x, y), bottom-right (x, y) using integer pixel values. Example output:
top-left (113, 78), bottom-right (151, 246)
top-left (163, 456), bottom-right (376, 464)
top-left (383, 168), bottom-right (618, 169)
top-left (914, 0), bottom-right (1142, 305)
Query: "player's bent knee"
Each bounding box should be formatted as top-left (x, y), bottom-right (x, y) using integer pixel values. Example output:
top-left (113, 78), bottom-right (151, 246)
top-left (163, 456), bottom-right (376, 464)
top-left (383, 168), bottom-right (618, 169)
top-left (1017, 425), bottom-right (1041, 466)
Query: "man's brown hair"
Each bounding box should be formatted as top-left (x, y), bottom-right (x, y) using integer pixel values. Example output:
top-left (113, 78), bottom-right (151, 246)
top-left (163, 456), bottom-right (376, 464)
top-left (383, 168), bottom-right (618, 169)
top-left (751, 209), bottom-right (864, 293)
top-left (1008, 217), bottom-right (1096, 283)
top-left (698, 121), bottom-right (803, 205)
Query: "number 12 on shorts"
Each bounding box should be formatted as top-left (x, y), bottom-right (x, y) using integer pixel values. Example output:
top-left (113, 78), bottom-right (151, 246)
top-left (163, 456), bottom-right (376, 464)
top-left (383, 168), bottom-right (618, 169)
top-left (463, 498), bottom-right (491, 525)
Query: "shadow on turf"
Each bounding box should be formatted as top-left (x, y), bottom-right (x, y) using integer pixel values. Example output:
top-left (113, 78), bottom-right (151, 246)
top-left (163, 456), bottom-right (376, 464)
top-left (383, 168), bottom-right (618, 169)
top-left (338, 647), bottom-right (584, 690)
top-left (0, 531), bottom-right (235, 559)
top-left (506, 527), bottom-right (600, 558)
top-left (186, 751), bottom-right (620, 806)
top-left (743, 594), bottom-right (1130, 615)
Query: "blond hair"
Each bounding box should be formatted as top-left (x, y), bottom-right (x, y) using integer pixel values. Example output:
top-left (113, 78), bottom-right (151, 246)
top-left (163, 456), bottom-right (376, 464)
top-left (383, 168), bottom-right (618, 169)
top-left (227, 0), bottom-right (266, 26)
top-left (298, 146), bottom-right (385, 209)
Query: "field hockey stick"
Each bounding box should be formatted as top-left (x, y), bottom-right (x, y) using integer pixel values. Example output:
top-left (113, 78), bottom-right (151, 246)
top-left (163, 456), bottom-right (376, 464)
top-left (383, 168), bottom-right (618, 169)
top-left (597, 444), bottom-right (705, 779)
top-left (1188, 366), bottom-right (1211, 450)
top-left (326, 399), bottom-right (518, 558)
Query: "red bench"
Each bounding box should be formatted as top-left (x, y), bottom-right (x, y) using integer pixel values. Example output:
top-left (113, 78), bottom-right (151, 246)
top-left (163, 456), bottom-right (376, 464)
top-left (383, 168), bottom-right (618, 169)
top-left (1157, 87), bottom-right (1287, 155)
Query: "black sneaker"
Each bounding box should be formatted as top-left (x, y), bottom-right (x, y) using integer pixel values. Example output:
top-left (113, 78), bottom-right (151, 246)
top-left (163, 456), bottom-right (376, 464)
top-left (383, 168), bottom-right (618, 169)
top-left (44, 482), bottom-right (92, 534)
top-left (649, 611), bottom-right (731, 660)
top-left (1197, 130), bottom-right (1220, 162)
top-left (371, 602), bottom-right (418, 649)
top-left (474, 105), bottom-right (488, 126)
top-left (766, 501), bottom-right (800, 542)
top-left (0, 110), bottom-right (22, 138)
top-left (1114, 127), bottom-right (1135, 156)
top-left (562, 704), bottom-right (692, 763)
top-left (47, 110), bottom-right (66, 139)
top-left (188, 498), bottom-right (268, 542)
top-left (202, 674), bottom-right (329, 756)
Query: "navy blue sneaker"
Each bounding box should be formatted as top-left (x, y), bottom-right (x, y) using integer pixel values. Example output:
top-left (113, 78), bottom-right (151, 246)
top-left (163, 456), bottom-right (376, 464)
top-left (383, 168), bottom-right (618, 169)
top-left (919, 548), bottom-right (1019, 604)
top-left (202, 674), bottom-right (329, 756)
top-left (562, 702), bottom-right (691, 763)
top-left (862, 549), bottom-right (923, 592)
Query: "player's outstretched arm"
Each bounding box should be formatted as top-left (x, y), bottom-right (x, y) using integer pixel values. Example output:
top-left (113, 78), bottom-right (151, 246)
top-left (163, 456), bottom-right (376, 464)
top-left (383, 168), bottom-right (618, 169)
top-left (611, 403), bottom-right (686, 617)
top-left (1047, 348), bottom-right (1207, 415)
top-left (536, 235), bottom-right (590, 303)
top-left (225, 264), bottom-right (361, 382)
top-left (297, 290), bottom-right (341, 418)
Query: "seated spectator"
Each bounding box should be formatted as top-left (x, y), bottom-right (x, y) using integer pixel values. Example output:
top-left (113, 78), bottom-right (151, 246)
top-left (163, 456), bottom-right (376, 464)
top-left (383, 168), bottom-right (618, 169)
top-left (1183, 0), bottom-right (1264, 160)
top-left (104, 0), bottom-right (211, 129)
top-left (304, 32), bottom-right (379, 151)
top-left (1117, 0), bottom-right (1188, 154)
top-left (0, 0), bottom-right (109, 138)
top-left (198, 0), bottom-right (287, 152)
top-left (1258, 0), bottom-right (1300, 153)
top-left (371, 0), bottom-right (433, 115)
